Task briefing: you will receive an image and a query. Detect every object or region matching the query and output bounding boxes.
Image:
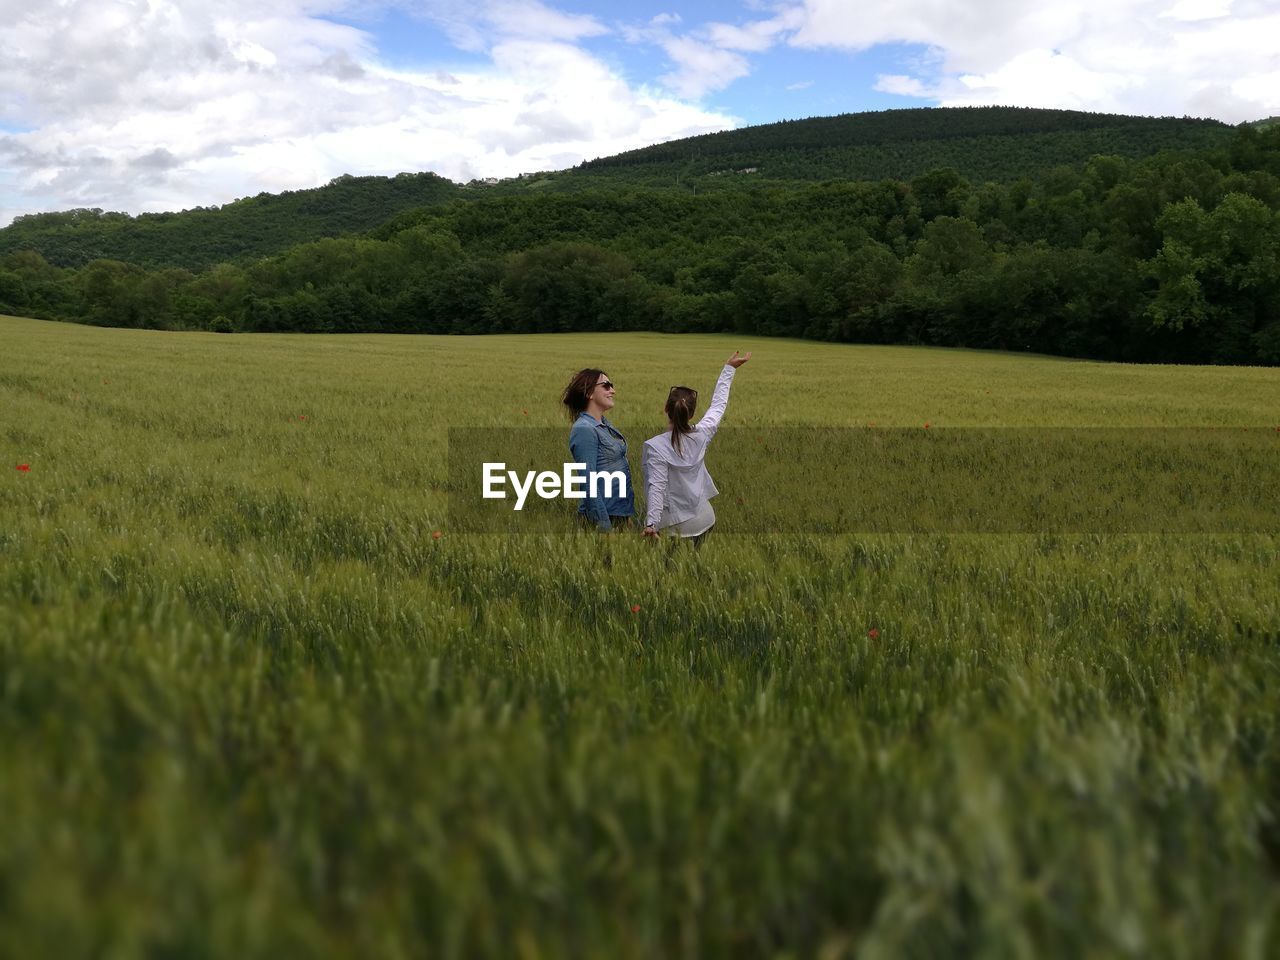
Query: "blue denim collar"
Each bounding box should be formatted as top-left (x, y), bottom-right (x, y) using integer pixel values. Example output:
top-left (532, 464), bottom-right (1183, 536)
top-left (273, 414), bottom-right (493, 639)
top-left (575, 412), bottom-right (616, 429)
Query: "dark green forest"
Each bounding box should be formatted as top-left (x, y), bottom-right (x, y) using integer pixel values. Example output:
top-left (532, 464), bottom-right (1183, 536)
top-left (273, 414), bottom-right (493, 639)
top-left (0, 172), bottom-right (460, 270)
top-left (570, 106), bottom-right (1237, 186)
top-left (2, 108), bottom-right (1237, 272)
top-left (2, 107), bottom-right (1278, 365)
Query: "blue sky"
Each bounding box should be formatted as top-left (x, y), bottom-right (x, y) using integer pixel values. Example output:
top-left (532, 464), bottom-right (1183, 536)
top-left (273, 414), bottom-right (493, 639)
top-left (330, 3), bottom-right (933, 125)
top-left (0, 0), bottom-right (1277, 225)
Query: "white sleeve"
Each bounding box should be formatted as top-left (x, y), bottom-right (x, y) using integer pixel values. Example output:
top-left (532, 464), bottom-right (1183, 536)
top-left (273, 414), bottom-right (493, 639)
top-left (642, 444), bottom-right (669, 529)
top-left (694, 364), bottom-right (735, 438)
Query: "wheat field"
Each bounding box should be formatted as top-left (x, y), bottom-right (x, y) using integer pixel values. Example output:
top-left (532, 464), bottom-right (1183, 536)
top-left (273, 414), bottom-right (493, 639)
top-left (2, 313), bottom-right (1279, 958)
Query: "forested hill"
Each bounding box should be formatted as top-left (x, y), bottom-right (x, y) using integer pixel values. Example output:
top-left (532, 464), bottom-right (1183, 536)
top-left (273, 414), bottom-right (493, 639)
top-left (567, 107), bottom-right (1236, 187)
top-left (1, 108), bottom-right (1237, 272)
top-left (0, 172), bottom-right (460, 270)
top-left (4, 110), bottom-right (1278, 366)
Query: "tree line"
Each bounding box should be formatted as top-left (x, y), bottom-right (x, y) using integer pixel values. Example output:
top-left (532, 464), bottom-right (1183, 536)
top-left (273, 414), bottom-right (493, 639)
top-left (1, 123), bottom-right (1277, 364)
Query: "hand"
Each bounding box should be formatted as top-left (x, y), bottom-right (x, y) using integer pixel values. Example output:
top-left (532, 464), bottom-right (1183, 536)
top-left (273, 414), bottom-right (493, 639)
top-left (642, 525), bottom-right (660, 539)
top-left (726, 350), bottom-right (752, 368)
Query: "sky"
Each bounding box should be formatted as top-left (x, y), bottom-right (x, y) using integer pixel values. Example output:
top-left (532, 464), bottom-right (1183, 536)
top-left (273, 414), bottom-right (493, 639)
top-left (1, 0), bottom-right (1278, 226)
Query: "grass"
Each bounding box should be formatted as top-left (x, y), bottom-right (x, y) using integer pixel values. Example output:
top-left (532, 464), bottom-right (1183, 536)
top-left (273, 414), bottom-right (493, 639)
top-left (2, 313), bottom-right (1279, 958)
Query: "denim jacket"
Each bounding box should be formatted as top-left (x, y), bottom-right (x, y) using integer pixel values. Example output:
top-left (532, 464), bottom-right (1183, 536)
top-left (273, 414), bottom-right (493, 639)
top-left (568, 413), bottom-right (635, 530)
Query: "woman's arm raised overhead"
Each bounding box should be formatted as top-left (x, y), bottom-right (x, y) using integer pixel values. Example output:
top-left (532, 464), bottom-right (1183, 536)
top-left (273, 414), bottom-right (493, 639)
top-left (695, 350), bottom-right (751, 438)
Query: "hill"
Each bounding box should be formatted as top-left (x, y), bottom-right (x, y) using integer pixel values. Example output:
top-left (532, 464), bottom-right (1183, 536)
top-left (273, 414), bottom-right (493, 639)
top-left (0, 172), bottom-right (461, 270)
top-left (0, 108), bottom-right (1240, 272)
top-left (561, 106), bottom-right (1236, 188)
top-left (2, 109), bottom-right (1276, 366)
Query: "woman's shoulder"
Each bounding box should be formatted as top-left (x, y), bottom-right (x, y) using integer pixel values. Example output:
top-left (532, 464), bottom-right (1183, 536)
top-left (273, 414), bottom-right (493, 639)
top-left (644, 433), bottom-right (681, 457)
top-left (644, 432), bottom-right (705, 461)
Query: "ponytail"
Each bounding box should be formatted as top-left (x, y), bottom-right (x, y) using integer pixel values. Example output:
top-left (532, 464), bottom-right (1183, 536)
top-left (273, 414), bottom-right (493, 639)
top-left (666, 386), bottom-right (697, 454)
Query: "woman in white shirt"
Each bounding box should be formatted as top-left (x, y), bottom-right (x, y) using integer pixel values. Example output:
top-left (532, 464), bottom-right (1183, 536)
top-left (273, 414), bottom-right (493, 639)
top-left (641, 351), bottom-right (751, 544)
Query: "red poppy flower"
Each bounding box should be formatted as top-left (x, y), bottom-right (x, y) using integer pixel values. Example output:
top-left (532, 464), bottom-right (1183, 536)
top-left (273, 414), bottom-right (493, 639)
top-left (630, 604), bottom-right (641, 614)
top-left (867, 627), bottom-right (879, 639)
top-left (923, 422), bottom-right (931, 429)
top-left (298, 415), bottom-right (307, 421)
top-left (522, 408), bottom-right (529, 415)
top-left (431, 530), bottom-right (442, 540)
top-left (16, 464), bottom-right (30, 472)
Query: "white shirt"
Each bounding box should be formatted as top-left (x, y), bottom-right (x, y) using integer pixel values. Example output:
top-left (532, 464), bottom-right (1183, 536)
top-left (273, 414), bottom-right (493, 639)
top-left (642, 365), bottom-right (736, 532)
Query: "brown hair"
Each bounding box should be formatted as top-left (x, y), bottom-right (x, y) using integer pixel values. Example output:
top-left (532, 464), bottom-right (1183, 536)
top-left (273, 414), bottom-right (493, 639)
top-left (666, 386), bottom-right (697, 454)
top-left (563, 368), bottom-right (606, 418)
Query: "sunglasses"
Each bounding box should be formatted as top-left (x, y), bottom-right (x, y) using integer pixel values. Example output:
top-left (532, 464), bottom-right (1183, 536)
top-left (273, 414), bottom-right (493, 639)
top-left (594, 380), bottom-right (615, 391)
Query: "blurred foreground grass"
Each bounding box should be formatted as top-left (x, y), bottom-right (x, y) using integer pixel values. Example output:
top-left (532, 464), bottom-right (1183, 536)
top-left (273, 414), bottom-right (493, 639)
top-left (2, 314), bottom-right (1279, 958)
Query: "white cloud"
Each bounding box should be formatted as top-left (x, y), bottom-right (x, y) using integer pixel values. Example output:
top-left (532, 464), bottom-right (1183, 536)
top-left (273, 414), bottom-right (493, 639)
top-left (623, 8), bottom-right (803, 100)
top-left (786, 80), bottom-right (814, 91)
top-left (658, 36), bottom-right (752, 99)
top-left (413, 0), bottom-right (609, 50)
top-left (621, 16), bottom-right (752, 100)
top-left (1233, 69), bottom-right (1280, 106)
top-left (784, 0), bottom-right (1280, 122)
top-left (1162, 0), bottom-right (1233, 21)
top-left (0, 0), bottom-right (736, 226)
top-left (874, 74), bottom-right (929, 97)
top-left (389, 0), bottom-right (607, 53)
top-left (951, 50), bottom-right (1140, 111)
top-left (706, 11), bottom-right (802, 52)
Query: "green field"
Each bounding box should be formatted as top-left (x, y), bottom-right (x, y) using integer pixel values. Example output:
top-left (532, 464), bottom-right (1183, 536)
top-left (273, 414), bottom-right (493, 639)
top-left (2, 313), bottom-right (1279, 957)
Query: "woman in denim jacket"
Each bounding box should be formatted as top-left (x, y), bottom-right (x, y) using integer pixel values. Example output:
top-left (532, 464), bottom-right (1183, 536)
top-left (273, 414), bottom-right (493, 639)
top-left (563, 368), bottom-right (635, 532)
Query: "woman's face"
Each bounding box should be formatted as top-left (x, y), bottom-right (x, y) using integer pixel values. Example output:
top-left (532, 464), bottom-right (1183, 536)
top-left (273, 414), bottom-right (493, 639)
top-left (589, 373), bottom-right (615, 412)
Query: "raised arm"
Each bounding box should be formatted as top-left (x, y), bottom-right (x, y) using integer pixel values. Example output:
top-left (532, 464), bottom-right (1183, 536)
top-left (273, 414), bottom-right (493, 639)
top-left (569, 425), bottom-right (612, 531)
top-left (642, 443), bottom-right (669, 532)
top-left (695, 350), bottom-right (751, 438)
